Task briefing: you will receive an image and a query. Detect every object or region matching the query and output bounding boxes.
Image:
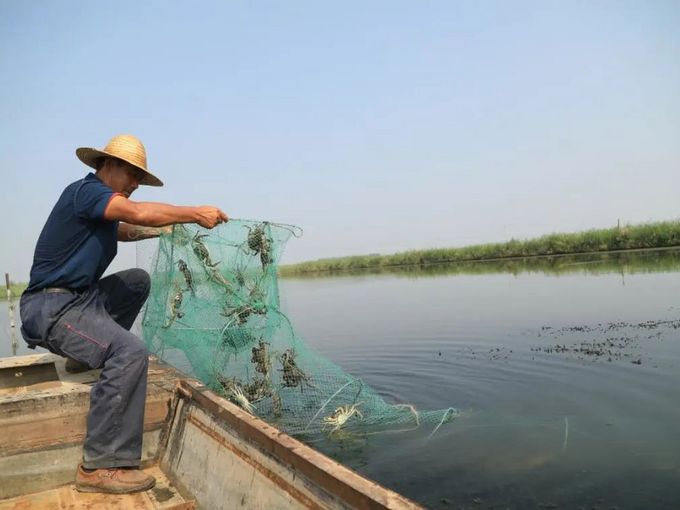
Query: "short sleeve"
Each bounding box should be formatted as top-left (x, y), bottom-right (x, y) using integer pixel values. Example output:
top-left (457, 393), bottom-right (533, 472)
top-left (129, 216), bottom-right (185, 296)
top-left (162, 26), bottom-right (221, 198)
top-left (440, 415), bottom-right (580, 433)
top-left (73, 176), bottom-right (119, 221)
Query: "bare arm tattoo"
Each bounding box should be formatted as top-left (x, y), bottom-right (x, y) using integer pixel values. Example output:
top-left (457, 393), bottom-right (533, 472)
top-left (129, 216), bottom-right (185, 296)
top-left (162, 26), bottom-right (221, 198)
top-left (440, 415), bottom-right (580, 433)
top-left (118, 224), bottom-right (172, 242)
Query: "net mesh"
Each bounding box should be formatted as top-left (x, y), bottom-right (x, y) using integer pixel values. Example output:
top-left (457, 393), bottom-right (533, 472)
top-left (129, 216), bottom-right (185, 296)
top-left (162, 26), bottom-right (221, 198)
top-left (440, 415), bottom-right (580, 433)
top-left (138, 220), bottom-right (456, 438)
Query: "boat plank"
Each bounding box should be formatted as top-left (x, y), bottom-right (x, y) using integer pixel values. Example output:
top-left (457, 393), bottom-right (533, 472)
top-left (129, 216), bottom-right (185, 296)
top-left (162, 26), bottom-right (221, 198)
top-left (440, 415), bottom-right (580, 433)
top-left (0, 354), bottom-right (186, 500)
top-left (0, 466), bottom-right (194, 510)
top-left (0, 361), bottom-right (59, 390)
top-left (0, 430), bottom-right (163, 500)
top-left (0, 391), bottom-right (170, 455)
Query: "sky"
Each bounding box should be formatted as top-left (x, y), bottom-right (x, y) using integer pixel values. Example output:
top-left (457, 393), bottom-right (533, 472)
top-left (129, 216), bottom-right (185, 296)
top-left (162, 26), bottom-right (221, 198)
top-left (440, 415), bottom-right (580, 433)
top-left (1, 0), bottom-right (679, 280)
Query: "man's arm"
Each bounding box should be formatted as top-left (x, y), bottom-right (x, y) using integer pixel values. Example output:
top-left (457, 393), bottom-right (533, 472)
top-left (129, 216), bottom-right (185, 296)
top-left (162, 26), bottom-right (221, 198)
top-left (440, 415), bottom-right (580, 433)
top-left (104, 196), bottom-right (228, 229)
top-left (117, 223), bottom-right (172, 242)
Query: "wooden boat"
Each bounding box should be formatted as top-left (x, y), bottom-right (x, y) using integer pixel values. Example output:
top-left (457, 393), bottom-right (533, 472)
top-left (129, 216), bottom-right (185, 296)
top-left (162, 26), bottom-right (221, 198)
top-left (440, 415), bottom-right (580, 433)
top-left (0, 353), bottom-right (422, 509)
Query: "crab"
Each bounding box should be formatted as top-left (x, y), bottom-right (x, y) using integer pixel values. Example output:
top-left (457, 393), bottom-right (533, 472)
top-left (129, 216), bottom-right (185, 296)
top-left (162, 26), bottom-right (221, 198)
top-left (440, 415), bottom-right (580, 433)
top-left (247, 224), bottom-right (265, 252)
top-left (191, 232), bottom-right (219, 268)
top-left (222, 303), bottom-right (267, 326)
top-left (177, 259), bottom-right (195, 295)
top-left (190, 233), bottom-right (233, 290)
top-left (279, 349), bottom-right (311, 390)
top-left (217, 375), bottom-right (254, 413)
top-left (245, 223), bottom-right (273, 269)
top-left (323, 404), bottom-right (363, 433)
top-left (162, 287), bottom-right (184, 328)
top-left (251, 339), bottom-right (271, 377)
top-left (244, 377), bottom-right (272, 402)
top-left (230, 384), bottom-right (255, 413)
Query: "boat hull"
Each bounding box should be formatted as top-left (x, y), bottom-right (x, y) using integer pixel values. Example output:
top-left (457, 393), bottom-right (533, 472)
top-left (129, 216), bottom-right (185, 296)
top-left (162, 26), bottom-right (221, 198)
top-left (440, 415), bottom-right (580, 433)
top-left (0, 354), bottom-right (422, 510)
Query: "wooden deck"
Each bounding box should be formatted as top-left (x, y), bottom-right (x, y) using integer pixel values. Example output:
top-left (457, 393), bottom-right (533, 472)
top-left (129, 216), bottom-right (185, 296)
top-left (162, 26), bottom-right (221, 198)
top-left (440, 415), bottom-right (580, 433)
top-left (0, 465), bottom-right (196, 510)
top-left (0, 353), bottom-right (183, 501)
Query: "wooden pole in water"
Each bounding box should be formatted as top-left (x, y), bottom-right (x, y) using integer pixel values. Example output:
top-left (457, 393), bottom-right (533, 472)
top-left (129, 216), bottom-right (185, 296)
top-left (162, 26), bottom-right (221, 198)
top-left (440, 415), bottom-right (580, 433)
top-left (5, 273), bottom-right (17, 355)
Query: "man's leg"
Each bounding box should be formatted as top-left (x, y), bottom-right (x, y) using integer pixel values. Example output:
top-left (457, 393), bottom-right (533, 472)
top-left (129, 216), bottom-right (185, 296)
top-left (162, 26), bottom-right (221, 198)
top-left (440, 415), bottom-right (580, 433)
top-left (82, 326), bottom-right (149, 468)
top-left (97, 268), bottom-right (151, 330)
top-left (47, 290), bottom-right (154, 493)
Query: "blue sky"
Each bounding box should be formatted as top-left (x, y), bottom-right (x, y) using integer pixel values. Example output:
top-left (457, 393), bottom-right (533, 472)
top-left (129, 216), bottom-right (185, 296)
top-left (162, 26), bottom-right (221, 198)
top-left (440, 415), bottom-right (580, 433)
top-left (1, 1), bottom-right (679, 279)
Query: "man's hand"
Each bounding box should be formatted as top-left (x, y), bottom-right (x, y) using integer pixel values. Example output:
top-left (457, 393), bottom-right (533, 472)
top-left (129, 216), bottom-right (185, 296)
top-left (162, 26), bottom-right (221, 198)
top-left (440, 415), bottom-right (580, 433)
top-left (196, 206), bottom-right (229, 229)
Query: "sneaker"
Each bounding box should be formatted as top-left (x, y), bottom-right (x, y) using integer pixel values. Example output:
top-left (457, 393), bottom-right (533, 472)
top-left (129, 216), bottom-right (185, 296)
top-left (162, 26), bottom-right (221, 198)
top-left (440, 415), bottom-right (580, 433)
top-left (65, 357), bottom-right (90, 374)
top-left (75, 464), bottom-right (156, 494)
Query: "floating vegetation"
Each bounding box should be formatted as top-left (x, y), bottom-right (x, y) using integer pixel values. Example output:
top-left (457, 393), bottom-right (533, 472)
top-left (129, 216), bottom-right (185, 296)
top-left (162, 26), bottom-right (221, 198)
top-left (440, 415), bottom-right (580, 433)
top-left (532, 319), bottom-right (680, 364)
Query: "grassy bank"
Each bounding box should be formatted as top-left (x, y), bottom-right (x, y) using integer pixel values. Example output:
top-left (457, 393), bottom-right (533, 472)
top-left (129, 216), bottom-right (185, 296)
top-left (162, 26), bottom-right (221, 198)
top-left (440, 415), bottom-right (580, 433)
top-left (280, 220), bottom-right (680, 276)
top-left (281, 248), bottom-right (680, 280)
top-left (0, 282), bottom-right (27, 301)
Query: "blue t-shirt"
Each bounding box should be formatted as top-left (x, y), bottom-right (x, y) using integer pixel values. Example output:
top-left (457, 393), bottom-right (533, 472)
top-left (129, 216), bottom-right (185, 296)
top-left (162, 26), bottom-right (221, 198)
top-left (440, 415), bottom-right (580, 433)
top-left (26, 173), bottom-right (120, 292)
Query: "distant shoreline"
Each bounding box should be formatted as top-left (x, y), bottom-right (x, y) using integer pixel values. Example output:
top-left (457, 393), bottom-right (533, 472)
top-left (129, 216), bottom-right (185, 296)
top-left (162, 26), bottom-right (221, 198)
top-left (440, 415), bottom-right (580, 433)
top-left (279, 220), bottom-right (680, 276)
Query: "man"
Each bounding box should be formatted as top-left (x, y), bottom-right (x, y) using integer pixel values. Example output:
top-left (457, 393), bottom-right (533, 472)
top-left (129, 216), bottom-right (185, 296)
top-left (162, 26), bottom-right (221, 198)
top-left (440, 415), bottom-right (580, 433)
top-left (19, 134), bottom-right (228, 494)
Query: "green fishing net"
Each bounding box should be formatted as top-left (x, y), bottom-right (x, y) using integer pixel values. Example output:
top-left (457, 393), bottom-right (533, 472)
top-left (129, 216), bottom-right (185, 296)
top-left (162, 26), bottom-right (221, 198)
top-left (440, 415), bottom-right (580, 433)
top-left (139, 220), bottom-right (456, 438)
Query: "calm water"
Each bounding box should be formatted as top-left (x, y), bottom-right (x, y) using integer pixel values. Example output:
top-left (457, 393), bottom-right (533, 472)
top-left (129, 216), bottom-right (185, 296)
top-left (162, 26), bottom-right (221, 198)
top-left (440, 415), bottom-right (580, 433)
top-left (278, 251), bottom-right (680, 510)
top-left (3, 250), bottom-right (680, 509)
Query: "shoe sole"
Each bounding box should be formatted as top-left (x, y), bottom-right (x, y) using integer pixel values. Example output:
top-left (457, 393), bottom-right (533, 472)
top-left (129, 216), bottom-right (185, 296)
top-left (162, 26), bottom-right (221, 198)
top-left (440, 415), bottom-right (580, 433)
top-left (75, 480), bottom-right (155, 494)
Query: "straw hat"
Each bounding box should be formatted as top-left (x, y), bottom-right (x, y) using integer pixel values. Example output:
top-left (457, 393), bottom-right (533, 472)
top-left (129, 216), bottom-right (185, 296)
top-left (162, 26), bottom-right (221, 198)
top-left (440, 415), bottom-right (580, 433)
top-left (76, 134), bottom-right (163, 187)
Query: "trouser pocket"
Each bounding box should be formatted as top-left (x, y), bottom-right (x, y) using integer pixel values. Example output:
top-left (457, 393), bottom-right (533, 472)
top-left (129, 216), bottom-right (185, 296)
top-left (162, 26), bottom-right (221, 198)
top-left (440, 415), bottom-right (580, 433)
top-left (49, 311), bottom-right (112, 369)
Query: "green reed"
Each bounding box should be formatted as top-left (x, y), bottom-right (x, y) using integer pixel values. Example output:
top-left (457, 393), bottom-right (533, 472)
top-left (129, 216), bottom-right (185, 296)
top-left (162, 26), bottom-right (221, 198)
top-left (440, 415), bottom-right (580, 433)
top-left (280, 220), bottom-right (680, 276)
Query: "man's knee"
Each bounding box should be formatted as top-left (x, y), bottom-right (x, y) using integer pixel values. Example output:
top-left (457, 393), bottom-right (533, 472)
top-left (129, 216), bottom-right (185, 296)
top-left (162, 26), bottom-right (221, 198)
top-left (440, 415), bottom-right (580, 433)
top-left (118, 345), bottom-right (149, 373)
top-left (125, 339), bottom-right (149, 362)
top-left (109, 332), bottom-right (149, 363)
top-left (127, 268), bottom-right (150, 300)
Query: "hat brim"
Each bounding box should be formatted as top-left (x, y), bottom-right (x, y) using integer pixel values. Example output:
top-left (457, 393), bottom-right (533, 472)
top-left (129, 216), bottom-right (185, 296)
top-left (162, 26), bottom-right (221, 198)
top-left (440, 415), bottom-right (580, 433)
top-left (75, 147), bottom-right (164, 187)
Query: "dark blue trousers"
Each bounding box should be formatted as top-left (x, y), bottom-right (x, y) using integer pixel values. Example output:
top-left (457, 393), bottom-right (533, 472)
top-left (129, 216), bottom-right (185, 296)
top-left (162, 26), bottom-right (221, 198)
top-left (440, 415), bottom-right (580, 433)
top-left (20, 269), bottom-right (151, 469)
